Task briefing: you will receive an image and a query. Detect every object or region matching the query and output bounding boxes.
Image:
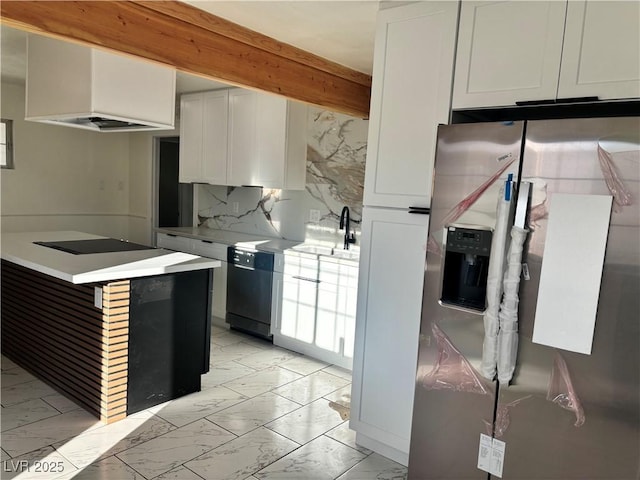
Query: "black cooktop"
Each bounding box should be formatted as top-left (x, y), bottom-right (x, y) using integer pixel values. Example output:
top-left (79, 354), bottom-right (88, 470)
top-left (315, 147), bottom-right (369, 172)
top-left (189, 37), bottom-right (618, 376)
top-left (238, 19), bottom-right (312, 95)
top-left (34, 239), bottom-right (155, 255)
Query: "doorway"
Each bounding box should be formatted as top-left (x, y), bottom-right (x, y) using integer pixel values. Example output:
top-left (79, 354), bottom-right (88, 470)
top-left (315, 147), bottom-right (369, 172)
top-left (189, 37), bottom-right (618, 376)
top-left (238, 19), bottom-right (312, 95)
top-left (156, 137), bottom-right (193, 228)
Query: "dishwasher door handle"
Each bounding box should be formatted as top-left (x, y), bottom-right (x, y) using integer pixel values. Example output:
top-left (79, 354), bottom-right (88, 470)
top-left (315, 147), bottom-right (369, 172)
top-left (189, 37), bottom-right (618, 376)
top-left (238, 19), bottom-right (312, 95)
top-left (292, 275), bottom-right (321, 284)
top-left (231, 264), bottom-right (255, 271)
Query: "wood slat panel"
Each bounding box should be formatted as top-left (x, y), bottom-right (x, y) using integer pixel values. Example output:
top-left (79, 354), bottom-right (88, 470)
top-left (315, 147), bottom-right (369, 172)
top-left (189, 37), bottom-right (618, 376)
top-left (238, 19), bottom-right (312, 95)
top-left (1, 261), bottom-right (130, 423)
top-left (0, 0), bottom-right (371, 118)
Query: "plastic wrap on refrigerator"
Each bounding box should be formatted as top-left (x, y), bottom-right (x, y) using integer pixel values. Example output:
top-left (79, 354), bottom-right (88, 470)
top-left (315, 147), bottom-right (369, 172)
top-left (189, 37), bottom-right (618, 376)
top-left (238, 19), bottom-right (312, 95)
top-left (547, 351), bottom-right (586, 427)
top-left (420, 323), bottom-right (490, 395)
top-left (481, 184), bottom-right (512, 380)
top-left (597, 143), bottom-right (632, 213)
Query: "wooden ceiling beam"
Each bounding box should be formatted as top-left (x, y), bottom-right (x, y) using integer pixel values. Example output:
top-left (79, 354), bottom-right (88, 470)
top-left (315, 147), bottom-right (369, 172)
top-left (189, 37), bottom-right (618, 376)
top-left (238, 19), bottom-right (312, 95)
top-left (0, 1), bottom-right (372, 118)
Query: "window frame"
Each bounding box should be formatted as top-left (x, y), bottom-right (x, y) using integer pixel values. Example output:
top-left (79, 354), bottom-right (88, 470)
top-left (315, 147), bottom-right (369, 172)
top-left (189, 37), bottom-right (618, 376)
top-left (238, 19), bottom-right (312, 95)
top-left (1, 118), bottom-right (14, 169)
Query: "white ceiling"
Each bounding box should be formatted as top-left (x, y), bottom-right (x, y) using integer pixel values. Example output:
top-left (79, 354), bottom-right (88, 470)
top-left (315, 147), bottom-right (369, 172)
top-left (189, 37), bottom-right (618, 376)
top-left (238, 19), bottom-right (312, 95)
top-left (1, 1), bottom-right (380, 93)
top-left (184, 0), bottom-right (379, 75)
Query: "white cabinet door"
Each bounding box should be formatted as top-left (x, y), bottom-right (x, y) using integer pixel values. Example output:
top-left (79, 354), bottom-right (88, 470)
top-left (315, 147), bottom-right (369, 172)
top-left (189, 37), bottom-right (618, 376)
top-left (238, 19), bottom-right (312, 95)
top-left (281, 275), bottom-right (318, 344)
top-left (350, 206), bottom-right (430, 465)
top-left (363, 2), bottom-right (458, 210)
top-left (201, 90), bottom-right (229, 185)
top-left (156, 232), bottom-right (194, 252)
top-left (558, 1), bottom-right (640, 100)
top-left (178, 94), bottom-right (203, 183)
top-left (316, 259), bottom-right (359, 361)
top-left (255, 93), bottom-right (287, 188)
top-left (453, 1), bottom-right (566, 108)
top-left (227, 89), bottom-right (257, 187)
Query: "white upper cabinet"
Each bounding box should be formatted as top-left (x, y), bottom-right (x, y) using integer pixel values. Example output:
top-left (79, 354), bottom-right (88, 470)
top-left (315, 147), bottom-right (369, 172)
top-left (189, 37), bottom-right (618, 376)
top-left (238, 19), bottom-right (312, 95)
top-left (558, 1), bottom-right (640, 100)
top-left (201, 91), bottom-right (230, 185)
top-left (180, 88), bottom-right (307, 190)
top-left (363, 2), bottom-right (459, 210)
top-left (179, 90), bottom-right (228, 184)
top-left (257, 94), bottom-right (308, 191)
top-left (227, 89), bottom-right (257, 186)
top-left (179, 94), bottom-right (205, 183)
top-left (453, 0), bottom-right (640, 109)
top-left (453, 1), bottom-right (566, 108)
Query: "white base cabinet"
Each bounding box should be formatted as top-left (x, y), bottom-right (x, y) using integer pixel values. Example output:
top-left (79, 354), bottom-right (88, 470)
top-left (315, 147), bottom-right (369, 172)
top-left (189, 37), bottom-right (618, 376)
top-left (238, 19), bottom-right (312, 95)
top-left (350, 207), bottom-right (430, 465)
top-left (272, 252), bottom-right (358, 370)
top-left (156, 233), bottom-right (228, 322)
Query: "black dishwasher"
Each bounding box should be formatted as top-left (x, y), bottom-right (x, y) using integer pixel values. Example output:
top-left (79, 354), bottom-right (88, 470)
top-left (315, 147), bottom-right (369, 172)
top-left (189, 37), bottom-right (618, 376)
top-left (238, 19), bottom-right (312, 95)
top-left (226, 247), bottom-right (274, 340)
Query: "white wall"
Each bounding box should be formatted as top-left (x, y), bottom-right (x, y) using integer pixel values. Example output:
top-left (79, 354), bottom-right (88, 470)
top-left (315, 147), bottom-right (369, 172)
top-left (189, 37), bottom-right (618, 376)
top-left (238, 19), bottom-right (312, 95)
top-left (128, 133), bottom-right (154, 244)
top-left (1, 82), bottom-right (133, 239)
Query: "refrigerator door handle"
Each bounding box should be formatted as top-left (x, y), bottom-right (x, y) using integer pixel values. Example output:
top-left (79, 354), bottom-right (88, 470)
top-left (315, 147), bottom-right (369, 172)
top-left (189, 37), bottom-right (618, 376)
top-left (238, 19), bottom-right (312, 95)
top-left (408, 207), bottom-right (431, 215)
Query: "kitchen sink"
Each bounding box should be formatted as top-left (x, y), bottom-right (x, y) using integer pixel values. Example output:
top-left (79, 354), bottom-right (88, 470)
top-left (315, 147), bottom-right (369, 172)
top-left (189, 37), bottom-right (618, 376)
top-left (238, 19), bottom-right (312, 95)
top-left (290, 244), bottom-right (333, 255)
top-left (289, 244), bottom-right (359, 262)
top-left (329, 249), bottom-right (359, 261)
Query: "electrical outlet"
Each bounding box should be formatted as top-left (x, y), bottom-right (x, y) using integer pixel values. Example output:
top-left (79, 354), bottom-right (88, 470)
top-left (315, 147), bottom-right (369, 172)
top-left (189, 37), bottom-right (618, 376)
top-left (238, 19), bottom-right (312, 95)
top-left (309, 209), bottom-right (321, 222)
top-left (117, 181), bottom-right (124, 191)
top-left (233, 202), bottom-right (240, 213)
top-left (99, 180), bottom-right (105, 191)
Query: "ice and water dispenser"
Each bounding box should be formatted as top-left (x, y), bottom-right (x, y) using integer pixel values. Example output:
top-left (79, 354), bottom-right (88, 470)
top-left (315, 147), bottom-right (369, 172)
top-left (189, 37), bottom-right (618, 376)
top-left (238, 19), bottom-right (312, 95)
top-left (440, 225), bottom-right (493, 312)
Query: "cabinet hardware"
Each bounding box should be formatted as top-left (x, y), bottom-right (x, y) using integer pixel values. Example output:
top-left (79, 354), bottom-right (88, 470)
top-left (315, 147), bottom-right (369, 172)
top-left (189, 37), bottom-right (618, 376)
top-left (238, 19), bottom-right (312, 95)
top-left (408, 207), bottom-right (431, 215)
top-left (292, 275), bottom-right (321, 284)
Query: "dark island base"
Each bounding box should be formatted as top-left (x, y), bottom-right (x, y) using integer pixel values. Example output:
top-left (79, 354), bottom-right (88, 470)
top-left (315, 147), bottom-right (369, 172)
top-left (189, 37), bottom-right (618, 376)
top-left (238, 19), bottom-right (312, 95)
top-left (1, 260), bottom-right (212, 423)
top-left (127, 270), bottom-right (212, 415)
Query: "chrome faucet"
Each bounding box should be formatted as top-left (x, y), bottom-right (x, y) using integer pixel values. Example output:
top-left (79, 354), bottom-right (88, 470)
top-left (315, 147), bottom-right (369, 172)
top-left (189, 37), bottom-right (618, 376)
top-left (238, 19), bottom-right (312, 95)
top-left (339, 206), bottom-right (356, 250)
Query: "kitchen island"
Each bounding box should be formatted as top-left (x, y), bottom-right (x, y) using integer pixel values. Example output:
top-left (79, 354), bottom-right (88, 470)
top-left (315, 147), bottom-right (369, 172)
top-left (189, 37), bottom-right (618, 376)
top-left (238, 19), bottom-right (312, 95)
top-left (1, 231), bottom-right (220, 424)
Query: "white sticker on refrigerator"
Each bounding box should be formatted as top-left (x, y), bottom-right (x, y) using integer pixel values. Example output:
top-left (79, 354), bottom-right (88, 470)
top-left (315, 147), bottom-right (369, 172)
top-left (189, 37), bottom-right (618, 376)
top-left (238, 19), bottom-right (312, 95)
top-left (477, 434), bottom-right (492, 473)
top-left (478, 434), bottom-right (506, 478)
top-left (532, 194), bottom-right (613, 354)
top-left (490, 437), bottom-right (506, 478)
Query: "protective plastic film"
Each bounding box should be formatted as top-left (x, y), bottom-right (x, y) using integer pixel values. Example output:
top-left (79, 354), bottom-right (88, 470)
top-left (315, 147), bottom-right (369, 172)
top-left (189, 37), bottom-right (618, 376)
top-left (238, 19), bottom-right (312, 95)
top-left (441, 158), bottom-right (516, 226)
top-left (547, 351), bottom-right (585, 427)
top-left (597, 143), bottom-right (632, 213)
top-left (484, 395), bottom-right (532, 438)
top-left (481, 185), bottom-right (512, 380)
top-left (496, 226), bottom-right (529, 384)
top-left (420, 323), bottom-right (490, 395)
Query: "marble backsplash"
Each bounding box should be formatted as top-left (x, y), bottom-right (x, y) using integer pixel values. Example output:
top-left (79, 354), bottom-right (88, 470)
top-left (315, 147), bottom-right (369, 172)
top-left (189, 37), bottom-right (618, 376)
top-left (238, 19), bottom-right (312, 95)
top-left (196, 108), bottom-right (368, 248)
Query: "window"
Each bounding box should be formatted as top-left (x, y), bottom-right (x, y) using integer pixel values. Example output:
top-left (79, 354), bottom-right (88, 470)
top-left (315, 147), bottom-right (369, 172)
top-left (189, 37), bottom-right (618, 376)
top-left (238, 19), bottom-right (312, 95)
top-left (1, 119), bottom-right (14, 169)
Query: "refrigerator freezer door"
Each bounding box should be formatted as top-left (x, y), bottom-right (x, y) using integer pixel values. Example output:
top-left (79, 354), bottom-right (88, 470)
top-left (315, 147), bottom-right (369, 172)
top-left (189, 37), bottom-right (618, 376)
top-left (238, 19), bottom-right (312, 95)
top-left (409, 121), bottom-right (525, 479)
top-left (497, 117), bottom-right (640, 479)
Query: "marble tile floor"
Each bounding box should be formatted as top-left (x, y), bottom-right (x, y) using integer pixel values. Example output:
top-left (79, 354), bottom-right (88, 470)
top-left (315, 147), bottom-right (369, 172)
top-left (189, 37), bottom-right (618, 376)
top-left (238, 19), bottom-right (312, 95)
top-left (0, 325), bottom-right (407, 480)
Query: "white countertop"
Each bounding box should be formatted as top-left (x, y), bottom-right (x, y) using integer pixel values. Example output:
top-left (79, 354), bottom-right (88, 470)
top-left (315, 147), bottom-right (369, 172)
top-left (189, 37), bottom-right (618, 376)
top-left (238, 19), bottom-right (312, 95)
top-left (1, 231), bottom-right (221, 284)
top-left (156, 227), bottom-right (301, 253)
top-left (156, 227), bottom-right (360, 264)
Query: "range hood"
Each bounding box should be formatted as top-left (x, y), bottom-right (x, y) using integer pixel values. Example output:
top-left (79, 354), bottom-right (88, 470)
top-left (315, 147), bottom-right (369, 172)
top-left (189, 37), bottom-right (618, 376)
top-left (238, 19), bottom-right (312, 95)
top-left (26, 35), bottom-right (176, 132)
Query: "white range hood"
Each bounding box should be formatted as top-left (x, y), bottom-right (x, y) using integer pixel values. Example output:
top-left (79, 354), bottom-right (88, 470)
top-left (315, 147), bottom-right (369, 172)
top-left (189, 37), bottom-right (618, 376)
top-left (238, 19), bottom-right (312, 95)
top-left (26, 35), bottom-right (176, 132)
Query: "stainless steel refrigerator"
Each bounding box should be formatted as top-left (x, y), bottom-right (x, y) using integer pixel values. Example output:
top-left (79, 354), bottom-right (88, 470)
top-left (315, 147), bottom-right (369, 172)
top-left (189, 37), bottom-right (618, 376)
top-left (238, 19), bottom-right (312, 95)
top-left (408, 117), bottom-right (640, 479)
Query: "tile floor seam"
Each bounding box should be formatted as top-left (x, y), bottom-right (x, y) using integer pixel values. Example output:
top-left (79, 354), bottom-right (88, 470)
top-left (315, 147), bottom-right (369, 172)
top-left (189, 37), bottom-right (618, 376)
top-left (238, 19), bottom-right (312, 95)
top-left (262, 421), bottom-right (327, 447)
top-left (179, 463), bottom-right (207, 480)
top-left (115, 438), bottom-right (216, 480)
top-left (269, 391), bottom-right (305, 406)
top-left (115, 417), bottom-right (242, 478)
top-left (321, 432), bottom-right (374, 458)
top-left (112, 452), bottom-right (156, 480)
top-left (40, 396), bottom-right (66, 415)
top-left (48, 443), bottom-right (79, 471)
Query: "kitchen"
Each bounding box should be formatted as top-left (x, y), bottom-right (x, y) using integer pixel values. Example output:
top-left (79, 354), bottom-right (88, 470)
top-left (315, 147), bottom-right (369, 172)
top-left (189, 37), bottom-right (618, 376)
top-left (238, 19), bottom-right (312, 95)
top-left (1, 1), bottom-right (639, 479)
